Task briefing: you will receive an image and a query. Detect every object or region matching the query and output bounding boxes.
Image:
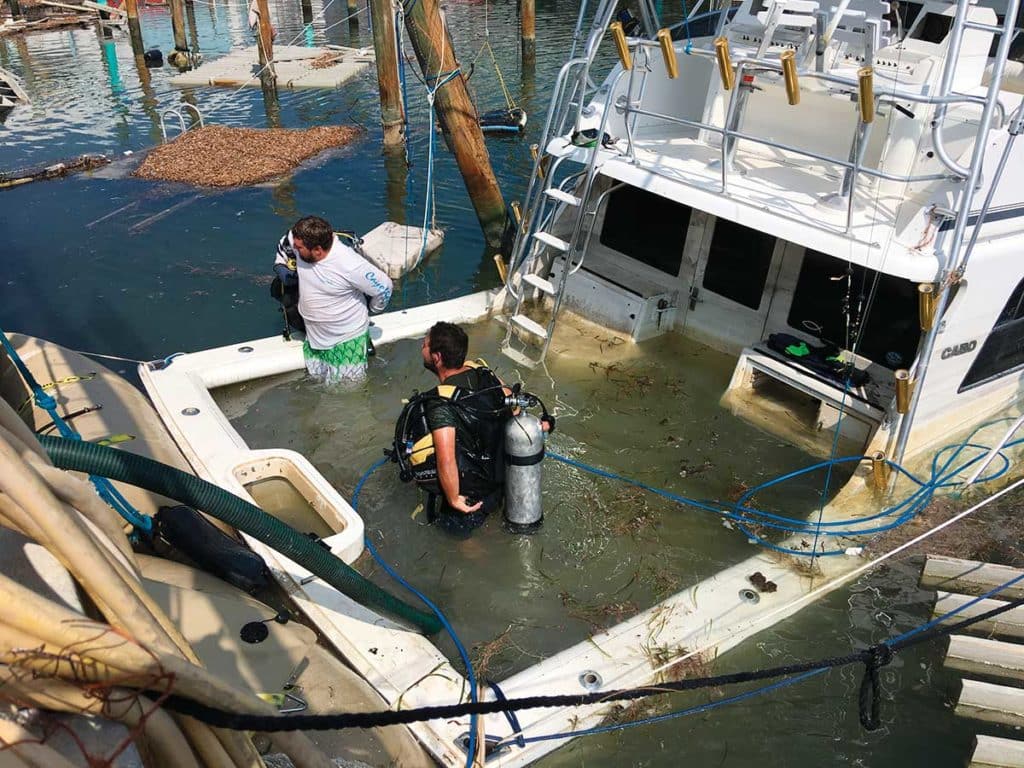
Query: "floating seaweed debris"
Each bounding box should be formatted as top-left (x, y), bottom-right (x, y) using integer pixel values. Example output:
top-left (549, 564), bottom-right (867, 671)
top-left (133, 125), bottom-right (362, 187)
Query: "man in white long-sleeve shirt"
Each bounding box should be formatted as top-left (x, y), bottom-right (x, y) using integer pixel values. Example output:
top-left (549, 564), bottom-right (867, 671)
top-left (291, 216), bottom-right (393, 385)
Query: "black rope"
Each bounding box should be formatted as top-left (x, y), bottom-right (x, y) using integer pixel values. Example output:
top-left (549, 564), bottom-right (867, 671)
top-left (857, 643), bottom-right (893, 731)
top-left (149, 594), bottom-right (1024, 734)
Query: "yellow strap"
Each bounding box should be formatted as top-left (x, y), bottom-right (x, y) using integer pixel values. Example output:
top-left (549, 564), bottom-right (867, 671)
top-left (93, 433), bottom-right (136, 447)
top-left (257, 693), bottom-right (286, 707)
top-left (17, 373), bottom-right (98, 413)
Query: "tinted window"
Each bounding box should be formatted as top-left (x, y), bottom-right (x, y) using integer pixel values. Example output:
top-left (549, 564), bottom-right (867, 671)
top-left (702, 218), bottom-right (775, 310)
top-left (787, 250), bottom-right (921, 369)
top-left (961, 278), bottom-right (1024, 389)
top-left (910, 12), bottom-right (952, 43)
top-left (599, 186), bottom-right (690, 277)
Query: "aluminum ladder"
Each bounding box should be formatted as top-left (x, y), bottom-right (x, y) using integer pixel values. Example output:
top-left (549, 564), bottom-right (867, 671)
top-left (499, 0), bottom-right (625, 368)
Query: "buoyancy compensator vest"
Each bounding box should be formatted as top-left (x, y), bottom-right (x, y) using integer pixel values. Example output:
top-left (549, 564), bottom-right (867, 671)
top-left (392, 361), bottom-right (514, 500)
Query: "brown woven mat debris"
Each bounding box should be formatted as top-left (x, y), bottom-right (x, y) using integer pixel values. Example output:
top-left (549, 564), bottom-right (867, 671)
top-left (133, 124), bottom-right (361, 187)
top-left (310, 51), bottom-right (343, 69)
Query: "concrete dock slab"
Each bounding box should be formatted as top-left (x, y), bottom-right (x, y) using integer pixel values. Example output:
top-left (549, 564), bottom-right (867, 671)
top-left (171, 45), bottom-right (374, 89)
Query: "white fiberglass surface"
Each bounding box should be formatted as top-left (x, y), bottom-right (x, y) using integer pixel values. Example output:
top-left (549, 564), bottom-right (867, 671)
top-left (214, 316), bottom-right (854, 672)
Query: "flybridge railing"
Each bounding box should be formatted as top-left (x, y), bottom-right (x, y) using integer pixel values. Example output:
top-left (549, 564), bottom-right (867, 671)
top-left (512, 0), bottom-right (1017, 264)
top-left (613, 30), bottom-right (1011, 235)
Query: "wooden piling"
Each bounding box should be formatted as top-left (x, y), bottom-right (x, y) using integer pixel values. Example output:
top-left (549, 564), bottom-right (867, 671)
top-left (168, 0), bottom-right (188, 54)
top-left (521, 0), bottom-right (535, 62)
top-left (369, 0), bottom-right (406, 148)
top-left (8, 0), bottom-right (22, 21)
top-left (403, 0), bottom-right (506, 247)
top-left (255, 0), bottom-right (274, 71)
top-left (122, 0), bottom-right (137, 20)
top-left (347, 0), bottom-right (358, 16)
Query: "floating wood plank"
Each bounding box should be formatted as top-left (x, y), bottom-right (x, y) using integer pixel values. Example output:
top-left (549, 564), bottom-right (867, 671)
top-left (957, 678), bottom-right (1024, 727)
top-left (934, 592), bottom-right (1024, 639)
top-left (921, 556), bottom-right (1024, 600)
top-left (947, 634), bottom-right (1024, 683)
top-left (970, 734), bottom-right (1024, 768)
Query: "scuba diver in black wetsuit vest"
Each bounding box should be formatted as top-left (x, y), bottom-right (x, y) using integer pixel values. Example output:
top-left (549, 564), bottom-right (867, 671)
top-left (391, 322), bottom-right (552, 536)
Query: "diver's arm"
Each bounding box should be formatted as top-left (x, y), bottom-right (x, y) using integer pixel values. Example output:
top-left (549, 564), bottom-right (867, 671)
top-left (432, 426), bottom-right (483, 514)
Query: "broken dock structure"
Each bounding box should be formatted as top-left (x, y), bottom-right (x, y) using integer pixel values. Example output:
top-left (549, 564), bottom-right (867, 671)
top-left (920, 555), bottom-right (1024, 768)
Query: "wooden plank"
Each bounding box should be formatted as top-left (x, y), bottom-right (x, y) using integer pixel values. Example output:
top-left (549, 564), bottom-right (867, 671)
top-left (957, 679), bottom-right (1024, 727)
top-left (947, 634), bottom-right (1024, 683)
top-left (970, 734), bottom-right (1024, 768)
top-left (934, 592), bottom-right (1024, 639)
top-left (921, 556), bottom-right (1024, 600)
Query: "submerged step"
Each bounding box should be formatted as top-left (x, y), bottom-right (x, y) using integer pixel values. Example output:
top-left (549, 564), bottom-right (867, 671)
top-left (533, 231), bottom-right (571, 253)
top-left (921, 556), bottom-right (1024, 600)
top-left (933, 592), bottom-right (1024, 639)
top-left (544, 187), bottom-right (581, 206)
top-left (946, 634), bottom-right (1024, 683)
top-left (522, 273), bottom-right (556, 295)
top-left (957, 678), bottom-right (1024, 727)
top-left (500, 345), bottom-right (540, 369)
top-left (971, 735), bottom-right (1024, 768)
top-left (510, 314), bottom-right (549, 340)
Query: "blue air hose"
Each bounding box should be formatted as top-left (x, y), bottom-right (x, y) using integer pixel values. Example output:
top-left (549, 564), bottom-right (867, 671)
top-left (353, 457), bottom-right (480, 768)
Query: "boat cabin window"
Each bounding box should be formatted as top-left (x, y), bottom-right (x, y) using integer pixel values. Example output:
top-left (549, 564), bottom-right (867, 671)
top-left (886, 1), bottom-right (923, 40)
top-left (786, 250), bottom-right (921, 370)
top-left (960, 276), bottom-right (1024, 390)
top-left (702, 219), bottom-right (775, 310)
top-left (908, 11), bottom-right (953, 44)
top-left (599, 186), bottom-right (690, 277)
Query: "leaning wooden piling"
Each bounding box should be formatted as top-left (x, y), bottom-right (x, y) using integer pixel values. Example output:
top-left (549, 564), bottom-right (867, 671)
top-left (369, 0), bottom-right (405, 148)
top-left (402, 0), bottom-right (506, 247)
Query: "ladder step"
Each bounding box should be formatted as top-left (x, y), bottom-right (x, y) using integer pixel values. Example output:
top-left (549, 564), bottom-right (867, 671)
top-left (522, 273), bottom-right (556, 294)
top-left (500, 345), bottom-right (540, 369)
top-left (544, 188), bottom-right (581, 207)
top-left (533, 231), bottom-right (571, 253)
top-left (510, 314), bottom-right (550, 340)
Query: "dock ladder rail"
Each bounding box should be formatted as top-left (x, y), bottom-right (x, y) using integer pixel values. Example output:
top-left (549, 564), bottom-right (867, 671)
top-left (499, 0), bottom-right (623, 369)
top-left (159, 103), bottom-right (205, 141)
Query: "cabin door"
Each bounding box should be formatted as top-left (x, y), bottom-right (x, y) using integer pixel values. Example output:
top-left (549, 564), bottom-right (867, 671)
top-left (678, 214), bottom-right (788, 351)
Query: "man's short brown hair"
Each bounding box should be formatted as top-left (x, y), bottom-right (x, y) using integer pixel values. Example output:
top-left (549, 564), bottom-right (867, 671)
top-left (428, 322), bottom-right (468, 369)
top-left (291, 216), bottom-right (333, 251)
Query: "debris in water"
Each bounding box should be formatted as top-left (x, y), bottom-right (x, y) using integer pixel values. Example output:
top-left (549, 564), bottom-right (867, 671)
top-left (0, 154), bottom-right (109, 189)
top-left (133, 125), bottom-right (362, 187)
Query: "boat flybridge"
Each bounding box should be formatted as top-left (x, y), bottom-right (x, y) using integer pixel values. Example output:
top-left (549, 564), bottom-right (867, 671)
top-left (138, 0), bottom-right (1024, 765)
top-left (505, 0), bottom-right (1024, 471)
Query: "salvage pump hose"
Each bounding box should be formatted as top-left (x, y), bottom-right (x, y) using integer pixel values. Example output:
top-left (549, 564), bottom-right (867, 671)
top-left (38, 435), bottom-right (443, 635)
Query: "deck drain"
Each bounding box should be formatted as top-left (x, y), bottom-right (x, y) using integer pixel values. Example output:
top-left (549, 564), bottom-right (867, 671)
top-left (578, 670), bottom-right (603, 691)
top-left (238, 345), bottom-right (254, 353)
top-left (739, 588), bottom-right (760, 604)
top-left (181, 407), bottom-right (200, 416)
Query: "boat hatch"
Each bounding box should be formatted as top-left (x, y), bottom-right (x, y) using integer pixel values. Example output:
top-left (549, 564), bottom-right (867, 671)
top-left (721, 345), bottom-right (888, 458)
top-left (233, 452), bottom-right (359, 558)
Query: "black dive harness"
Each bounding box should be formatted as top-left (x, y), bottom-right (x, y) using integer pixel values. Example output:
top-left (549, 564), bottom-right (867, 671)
top-left (389, 366), bottom-right (551, 499)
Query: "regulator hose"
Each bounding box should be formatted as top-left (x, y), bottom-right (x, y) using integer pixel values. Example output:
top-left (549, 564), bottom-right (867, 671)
top-left (38, 435), bottom-right (443, 635)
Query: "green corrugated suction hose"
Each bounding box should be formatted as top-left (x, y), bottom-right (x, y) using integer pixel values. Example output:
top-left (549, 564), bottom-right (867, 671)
top-left (39, 435), bottom-right (442, 635)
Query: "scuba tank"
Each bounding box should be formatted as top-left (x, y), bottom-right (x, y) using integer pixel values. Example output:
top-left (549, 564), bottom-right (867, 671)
top-left (503, 411), bottom-right (545, 533)
top-left (391, 373), bottom-right (552, 533)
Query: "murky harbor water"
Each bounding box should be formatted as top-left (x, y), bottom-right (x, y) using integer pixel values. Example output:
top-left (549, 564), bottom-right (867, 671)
top-left (1, 0), bottom-right (1018, 764)
top-left (216, 316), bottom-right (988, 767)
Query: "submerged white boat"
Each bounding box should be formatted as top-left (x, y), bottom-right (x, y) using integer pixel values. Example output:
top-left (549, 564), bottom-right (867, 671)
top-left (132, 0), bottom-right (1024, 764)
